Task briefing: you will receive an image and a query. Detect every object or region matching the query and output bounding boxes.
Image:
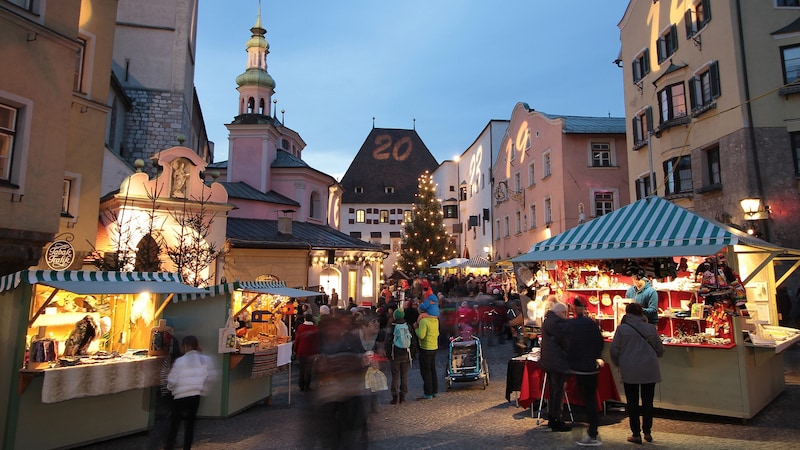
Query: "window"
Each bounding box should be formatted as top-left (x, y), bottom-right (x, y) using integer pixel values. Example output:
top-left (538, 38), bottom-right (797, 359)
top-left (355, 209), bottom-right (365, 223)
top-left (635, 174), bottom-right (653, 200)
top-left (0, 102), bottom-right (18, 182)
top-left (689, 61), bottom-right (720, 114)
top-left (658, 82), bottom-right (687, 124)
top-left (61, 172), bottom-right (80, 219)
top-left (657, 25), bottom-right (679, 63)
top-left (503, 216), bottom-right (510, 237)
top-left (350, 232), bottom-right (362, 239)
top-left (591, 142), bottom-right (612, 167)
top-left (594, 192), bottom-right (614, 217)
top-left (449, 185), bottom-right (455, 192)
top-left (459, 184), bottom-right (467, 201)
top-left (443, 204), bottom-right (458, 219)
top-left (528, 162), bottom-right (536, 186)
top-left (384, 186), bottom-right (394, 194)
top-left (632, 107), bottom-right (653, 148)
top-left (514, 211), bottom-right (521, 234)
top-left (355, 186), bottom-right (363, 194)
top-left (7, 0), bottom-right (34, 11)
top-left (782, 44), bottom-right (800, 84)
top-left (544, 197), bottom-right (552, 224)
top-left (309, 191), bottom-right (321, 219)
top-left (529, 204), bottom-right (537, 229)
top-left (379, 210), bottom-right (388, 223)
top-left (632, 49), bottom-right (650, 83)
top-left (791, 132), bottom-right (800, 175)
top-left (62, 179), bottom-right (72, 215)
top-left (403, 210), bottom-right (412, 222)
top-left (370, 232), bottom-right (382, 239)
top-left (685, 0), bottom-right (711, 38)
top-left (74, 37), bottom-right (87, 93)
top-left (525, 129), bottom-right (531, 149)
top-left (777, 0), bottom-right (800, 7)
top-left (664, 156), bottom-right (693, 195)
top-left (706, 145), bottom-right (721, 185)
top-left (543, 151), bottom-right (552, 178)
top-left (513, 172), bottom-right (521, 193)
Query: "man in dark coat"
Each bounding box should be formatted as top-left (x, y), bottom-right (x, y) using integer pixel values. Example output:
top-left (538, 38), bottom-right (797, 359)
top-left (538, 301), bottom-right (571, 432)
top-left (567, 297), bottom-right (605, 446)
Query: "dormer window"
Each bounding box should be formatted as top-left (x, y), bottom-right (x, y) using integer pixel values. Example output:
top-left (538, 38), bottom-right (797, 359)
top-left (355, 186), bottom-right (364, 194)
top-left (385, 186), bottom-right (394, 194)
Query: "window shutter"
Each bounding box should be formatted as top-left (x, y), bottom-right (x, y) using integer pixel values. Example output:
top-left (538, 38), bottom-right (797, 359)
top-left (632, 117), bottom-right (639, 142)
top-left (685, 10), bottom-right (694, 38)
top-left (702, 0), bottom-right (711, 24)
top-left (632, 59), bottom-right (640, 82)
top-left (688, 77), bottom-right (698, 110)
top-left (657, 37), bottom-right (665, 63)
top-left (670, 25), bottom-right (679, 52)
top-left (635, 179), bottom-right (643, 200)
top-left (710, 61), bottom-right (721, 98)
top-left (643, 50), bottom-right (650, 75)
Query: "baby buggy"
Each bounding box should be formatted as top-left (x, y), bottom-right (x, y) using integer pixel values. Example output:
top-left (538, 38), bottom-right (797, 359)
top-left (445, 329), bottom-right (489, 390)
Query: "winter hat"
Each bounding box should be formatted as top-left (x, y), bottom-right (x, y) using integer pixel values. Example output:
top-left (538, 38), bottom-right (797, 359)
top-left (394, 309), bottom-right (405, 320)
top-left (320, 305), bottom-right (330, 315)
top-left (421, 279), bottom-right (431, 291)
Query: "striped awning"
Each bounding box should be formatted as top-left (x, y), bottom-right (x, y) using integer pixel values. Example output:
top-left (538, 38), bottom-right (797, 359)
top-left (174, 281), bottom-right (321, 302)
top-left (0, 270), bottom-right (205, 295)
top-left (512, 196), bottom-right (784, 263)
top-left (460, 256), bottom-right (492, 268)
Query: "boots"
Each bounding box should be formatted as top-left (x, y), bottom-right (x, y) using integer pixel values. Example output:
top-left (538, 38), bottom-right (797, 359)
top-left (390, 395), bottom-right (398, 405)
top-left (399, 395), bottom-right (405, 404)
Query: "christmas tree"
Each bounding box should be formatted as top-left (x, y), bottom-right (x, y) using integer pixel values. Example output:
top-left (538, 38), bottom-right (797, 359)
top-left (397, 171), bottom-right (457, 274)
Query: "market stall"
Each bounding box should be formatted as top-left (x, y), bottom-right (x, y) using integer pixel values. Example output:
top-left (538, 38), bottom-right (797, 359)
top-left (168, 281), bottom-right (320, 417)
top-left (0, 270), bottom-right (205, 450)
top-left (511, 196), bottom-right (800, 419)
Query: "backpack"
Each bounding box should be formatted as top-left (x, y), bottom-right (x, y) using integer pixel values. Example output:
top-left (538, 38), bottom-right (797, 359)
top-left (393, 323), bottom-right (412, 349)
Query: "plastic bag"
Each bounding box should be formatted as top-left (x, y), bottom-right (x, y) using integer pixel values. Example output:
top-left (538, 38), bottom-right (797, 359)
top-left (364, 366), bottom-right (388, 392)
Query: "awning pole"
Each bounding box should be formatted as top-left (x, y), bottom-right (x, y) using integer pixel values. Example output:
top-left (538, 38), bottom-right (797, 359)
top-left (153, 293), bottom-right (175, 321)
top-left (29, 288), bottom-right (61, 328)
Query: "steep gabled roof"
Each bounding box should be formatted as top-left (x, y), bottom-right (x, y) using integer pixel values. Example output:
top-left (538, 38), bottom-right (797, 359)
top-left (340, 128), bottom-right (439, 204)
top-left (226, 217), bottom-right (383, 250)
top-left (220, 181), bottom-right (300, 206)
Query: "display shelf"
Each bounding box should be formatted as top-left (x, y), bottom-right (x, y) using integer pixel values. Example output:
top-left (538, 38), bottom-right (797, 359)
top-left (663, 342), bottom-right (736, 350)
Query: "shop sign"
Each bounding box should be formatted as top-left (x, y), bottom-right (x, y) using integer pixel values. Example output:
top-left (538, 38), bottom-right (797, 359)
top-left (45, 240), bottom-right (75, 270)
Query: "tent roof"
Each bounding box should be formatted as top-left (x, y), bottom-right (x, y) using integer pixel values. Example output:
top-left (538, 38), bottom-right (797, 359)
top-left (0, 270), bottom-right (204, 295)
top-left (174, 281), bottom-right (321, 302)
top-left (460, 256), bottom-right (492, 268)
top-left (431, 258), bottom-right (469, 269)
top-left (511, 196), bottom-right (785, 263)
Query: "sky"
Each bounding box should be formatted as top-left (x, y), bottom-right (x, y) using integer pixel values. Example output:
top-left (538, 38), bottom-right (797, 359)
top-left (195, 1), bottom-right (630, 181)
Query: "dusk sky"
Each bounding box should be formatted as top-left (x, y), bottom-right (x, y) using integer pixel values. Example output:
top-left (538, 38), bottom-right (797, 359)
top-left (195, 1), bottom-right (630, 181)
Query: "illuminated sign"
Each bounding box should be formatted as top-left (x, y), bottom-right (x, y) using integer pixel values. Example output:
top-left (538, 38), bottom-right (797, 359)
top-left (373, 134), bottom-right (412, 161)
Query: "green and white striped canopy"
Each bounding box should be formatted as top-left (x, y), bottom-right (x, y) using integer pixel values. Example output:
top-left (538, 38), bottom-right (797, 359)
top-left (511, 196), bottom-right (782, 263)
top-left (0, 270), bottom-right (205, 295)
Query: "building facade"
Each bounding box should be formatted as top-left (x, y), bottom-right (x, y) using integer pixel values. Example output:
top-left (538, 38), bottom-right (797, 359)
top-left (339, 127), bottom-right (440, 279)
top-left (492, 103), bottom-right (629, 261)
top-left (619, 0), bottom-right (800, 246)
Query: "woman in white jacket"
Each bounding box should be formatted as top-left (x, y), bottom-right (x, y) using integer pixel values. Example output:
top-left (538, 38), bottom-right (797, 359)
top-left (166, 336), bottom-right (213, 450)
top-left (610, 302), bottom-right (664, 445)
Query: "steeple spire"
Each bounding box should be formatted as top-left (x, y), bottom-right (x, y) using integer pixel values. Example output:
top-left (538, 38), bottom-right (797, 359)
top-left (235, 1), bottom-right (275, 116)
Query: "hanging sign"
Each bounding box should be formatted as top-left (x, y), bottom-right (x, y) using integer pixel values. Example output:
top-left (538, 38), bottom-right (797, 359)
top-left (45, 240), bottom-right (75, 270)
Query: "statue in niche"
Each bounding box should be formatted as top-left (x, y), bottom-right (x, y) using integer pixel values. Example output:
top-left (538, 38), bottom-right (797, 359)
top-left (171, 158), bottom-right (190, 198)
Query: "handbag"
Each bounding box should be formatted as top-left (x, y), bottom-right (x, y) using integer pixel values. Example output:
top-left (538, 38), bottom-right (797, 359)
top-left (364, 366), bottom-right (388, 392)
top-left (218, 310), bottom-right (237, 353)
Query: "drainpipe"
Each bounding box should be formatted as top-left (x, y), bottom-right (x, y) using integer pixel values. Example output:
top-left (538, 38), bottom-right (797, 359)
top-left (735, 0), bottom-right (769, 240)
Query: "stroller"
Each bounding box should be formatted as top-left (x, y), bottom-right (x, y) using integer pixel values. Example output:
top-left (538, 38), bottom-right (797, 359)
top-left (445, 328), bottom-right (489, 390)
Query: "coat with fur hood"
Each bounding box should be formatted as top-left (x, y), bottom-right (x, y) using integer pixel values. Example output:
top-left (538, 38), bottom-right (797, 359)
top-left (610, 313), bottom-right (664, 384)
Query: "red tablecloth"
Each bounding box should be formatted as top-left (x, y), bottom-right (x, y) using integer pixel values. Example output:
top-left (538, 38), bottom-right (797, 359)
top-left (518, 360), bottom-right (619, 411)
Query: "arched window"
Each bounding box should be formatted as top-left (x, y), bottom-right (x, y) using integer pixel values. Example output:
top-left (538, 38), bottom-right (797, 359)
top-left (259, 98), bottom-right (265, 115)
top-left (361, 268), bottom-right (373, 298)
top-left (247, 97), bottom-right (255, 113)
top-left (309, 191), bottom-right (322, 219)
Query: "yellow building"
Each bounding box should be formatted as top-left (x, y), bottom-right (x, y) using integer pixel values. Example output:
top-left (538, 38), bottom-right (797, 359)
top-left (0, 0), bottom-right (119, 275)
top-left (619, 0), bottom-right (800, 247)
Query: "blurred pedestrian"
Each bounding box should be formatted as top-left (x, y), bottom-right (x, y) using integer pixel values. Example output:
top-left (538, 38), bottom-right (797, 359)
top-left (568, 297), bottom-right (605, 446)
top-left (165, 335), bottom-right (215, 450)
top-left (611, 302), bottom-right (664, 444)
top-left (294, 313), bottom-right (319, 392)
top-left (539, 302), bottom-right (571, 432)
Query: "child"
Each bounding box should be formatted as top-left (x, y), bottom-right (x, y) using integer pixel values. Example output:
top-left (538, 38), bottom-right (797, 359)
top-left (418, 279), bottom-right (439, 318)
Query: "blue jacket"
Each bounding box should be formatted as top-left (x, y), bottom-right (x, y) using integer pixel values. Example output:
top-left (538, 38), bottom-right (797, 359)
top-left (626, 279), bottom-right (659, 324)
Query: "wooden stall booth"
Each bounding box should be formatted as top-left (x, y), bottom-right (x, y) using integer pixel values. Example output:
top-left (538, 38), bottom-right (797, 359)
top-left (0, 270), bottom-right (205, 450)
top-left (511, 197), bottom-right (800, 419)
top-left (166, 280), bottom-right (320, 418)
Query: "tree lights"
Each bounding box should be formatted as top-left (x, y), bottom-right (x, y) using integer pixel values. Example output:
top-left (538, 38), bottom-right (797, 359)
top-left (396, 172), bottom-right (457, 274)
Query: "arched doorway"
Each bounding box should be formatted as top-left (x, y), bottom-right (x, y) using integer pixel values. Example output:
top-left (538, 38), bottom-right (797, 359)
top-left (320, 267), bottom-right (341, 307)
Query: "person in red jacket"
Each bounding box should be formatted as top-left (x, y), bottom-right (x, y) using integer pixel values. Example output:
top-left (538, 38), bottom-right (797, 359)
top-left (293, 313), bottom-right (319, 392)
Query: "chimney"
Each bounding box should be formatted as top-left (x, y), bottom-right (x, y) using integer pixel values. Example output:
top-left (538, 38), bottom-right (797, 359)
top-left (278, 216), bottom-right (292, 235)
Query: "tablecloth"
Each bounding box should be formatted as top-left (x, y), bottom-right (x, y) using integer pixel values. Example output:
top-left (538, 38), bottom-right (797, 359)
top-left (517, 360), bottom-right (619, 411)
top-left (40, 356), bottom-right (162, 403)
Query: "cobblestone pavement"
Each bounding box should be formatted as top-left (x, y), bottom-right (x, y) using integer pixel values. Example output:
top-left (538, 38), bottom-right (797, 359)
top-left (80, 337), bottom-right (800, 450)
